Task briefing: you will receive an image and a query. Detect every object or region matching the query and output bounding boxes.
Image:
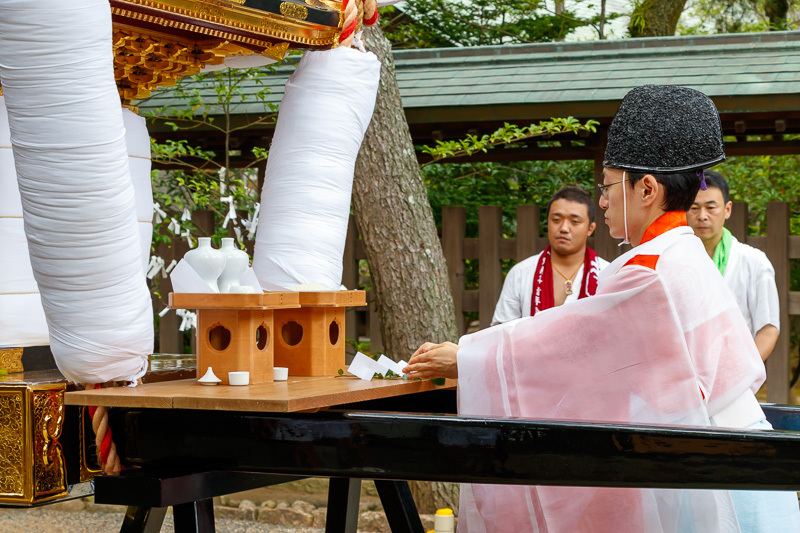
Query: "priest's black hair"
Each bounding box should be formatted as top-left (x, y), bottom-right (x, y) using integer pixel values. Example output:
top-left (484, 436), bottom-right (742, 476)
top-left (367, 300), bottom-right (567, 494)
top-left (627, 171), bottom-right (701, 212)
top-left (547, 186), bottom-right (595, 222)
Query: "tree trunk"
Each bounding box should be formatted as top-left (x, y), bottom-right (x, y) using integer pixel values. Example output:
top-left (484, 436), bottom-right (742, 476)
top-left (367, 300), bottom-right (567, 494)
top-left (628, 0), bottom-right (687, 37)
top-left (598, 0), bottom-right (606, 39)
top-left (764, 0), bottom-right (789, 30)
top-left (352, 25), bottom-right (460, 514)
top-left (353, 26), bottom-right (458, 360)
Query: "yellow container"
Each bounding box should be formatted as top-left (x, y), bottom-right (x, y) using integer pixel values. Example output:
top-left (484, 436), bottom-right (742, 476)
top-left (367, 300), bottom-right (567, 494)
top-left (434, 507), bottom-right (455, 533)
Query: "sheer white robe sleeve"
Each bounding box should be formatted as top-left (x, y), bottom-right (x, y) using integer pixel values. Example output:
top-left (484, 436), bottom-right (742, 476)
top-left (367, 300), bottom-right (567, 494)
top-left (457, 228), bottom-right (764, 533)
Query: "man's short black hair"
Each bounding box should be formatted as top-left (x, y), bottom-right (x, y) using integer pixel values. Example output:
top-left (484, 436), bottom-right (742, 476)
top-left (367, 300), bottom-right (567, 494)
top-left (546, 186), bottom-right (595, 223)
top-left (700, 170), bottom-right (730, 203)
top-left (626, 171), bottom-right (701, 212)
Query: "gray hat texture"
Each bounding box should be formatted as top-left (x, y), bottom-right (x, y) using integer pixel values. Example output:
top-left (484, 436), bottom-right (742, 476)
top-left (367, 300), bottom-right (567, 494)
top-left (604, 85), bottom-right (725, 172)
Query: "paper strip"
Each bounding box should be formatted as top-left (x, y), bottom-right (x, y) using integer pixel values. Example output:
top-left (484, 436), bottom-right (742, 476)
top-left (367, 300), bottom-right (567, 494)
top-left (348, 351), bottom-right (385, 381)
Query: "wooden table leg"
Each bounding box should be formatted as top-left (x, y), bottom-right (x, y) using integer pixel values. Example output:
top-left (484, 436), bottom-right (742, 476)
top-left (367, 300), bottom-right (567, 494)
top-left (173, 498), bottom-right (215, 533)
top-left (325, 477), bottom-right (361, 532)
top-left (375, 480), bottom-right (425, 533)
top-left (120, 506), bottom-right (168, 533)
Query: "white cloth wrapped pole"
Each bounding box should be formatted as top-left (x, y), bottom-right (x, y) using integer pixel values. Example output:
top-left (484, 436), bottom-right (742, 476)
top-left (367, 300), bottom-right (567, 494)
top-left (253, 48), bottom-right (380, 290)
top-left (122, 108), bottom-right (154, 269)
top-left (0, 0), bottom-right (153, 384)
top-left (0, 102), bottom-right (154, 348)
top-left (0, 97), bottom-right (49, 346)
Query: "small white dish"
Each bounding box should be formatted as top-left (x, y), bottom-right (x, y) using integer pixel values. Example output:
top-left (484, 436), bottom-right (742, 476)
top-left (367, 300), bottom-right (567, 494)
top-left (273, 367), bottom-right (288, 381)
top-left (198, 367), bottom-right (221, 386)
top-left (228, 371), bottom-right (250, 386)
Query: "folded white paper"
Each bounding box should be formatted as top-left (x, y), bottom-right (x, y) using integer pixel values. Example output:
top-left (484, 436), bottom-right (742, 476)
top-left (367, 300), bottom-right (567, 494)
top-left (377, 355), bottom-right (407, 377)
top-left (238, 267), bottom-right (263, 293)
top-left (170, 258), bottom-right (218, 293)
top-left (348, 351), bottom-right (386, 381)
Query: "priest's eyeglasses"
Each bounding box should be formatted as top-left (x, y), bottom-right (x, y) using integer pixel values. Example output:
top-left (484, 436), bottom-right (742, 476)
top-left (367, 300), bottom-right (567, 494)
top-left (597, 179), bottom-right (626, 197)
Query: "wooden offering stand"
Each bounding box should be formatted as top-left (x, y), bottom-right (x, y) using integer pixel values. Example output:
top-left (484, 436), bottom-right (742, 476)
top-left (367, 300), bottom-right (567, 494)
top-left (169, 292), bottom-right (300, 385)
top-left (169, 290), bottom-right (366, 383)
top-left (274, 291), bottom-right (366, 376)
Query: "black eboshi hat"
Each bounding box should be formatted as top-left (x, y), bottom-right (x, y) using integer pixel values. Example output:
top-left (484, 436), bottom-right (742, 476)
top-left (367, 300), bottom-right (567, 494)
top-left (603, 85), bottom-right (725, 173)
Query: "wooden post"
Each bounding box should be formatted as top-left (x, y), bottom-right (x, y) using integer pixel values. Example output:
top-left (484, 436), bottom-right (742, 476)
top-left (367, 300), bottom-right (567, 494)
top-left (256, 160), bottom-right (267, 198)
top-left (728, 201), bottom-right (749, 242)
top-left (479, 206), bottom-right (502, 330)
top-left (442, 206), bottom-right (466, 336)
top-left (516, 205), bottom-right (540, 261)
top-left (156, 240), bottom-right (181, 354)
top-left (766, 202), bottom-right (790, 404)
top-left (592, 144), bottom-right (624, 262)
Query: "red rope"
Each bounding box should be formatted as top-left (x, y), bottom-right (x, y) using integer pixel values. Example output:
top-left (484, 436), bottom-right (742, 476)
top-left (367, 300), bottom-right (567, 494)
top-left (99, 430), bottom-right (113, 462)
top-left (339, 21), bottom-right (358, 44)
top-left (88, 383), bottom-right (120, 471)
top-left (364, 8), bottom-right (378, 26)
top-left (337, 0), bottom-right (359, 45)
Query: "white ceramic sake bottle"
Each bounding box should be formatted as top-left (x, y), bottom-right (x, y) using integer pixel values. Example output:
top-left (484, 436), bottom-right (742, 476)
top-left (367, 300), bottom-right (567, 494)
top-left (183, 237), bottom-right (225, 292)
top-left (218, 237), bottom-right (250, 293)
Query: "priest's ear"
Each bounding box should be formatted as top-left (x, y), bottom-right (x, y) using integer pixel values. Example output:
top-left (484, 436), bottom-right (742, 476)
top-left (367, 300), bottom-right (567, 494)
top-left (639, 174), bottom-right (661, 208)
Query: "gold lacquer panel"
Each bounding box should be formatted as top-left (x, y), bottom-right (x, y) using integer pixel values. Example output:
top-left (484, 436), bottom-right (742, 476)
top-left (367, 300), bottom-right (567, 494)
top-left (0, 383), bottom-right (68, 505)
top-left (0, 390), bottom-right (25, 498)
top-left (32, 388), bottom-right (67, 500)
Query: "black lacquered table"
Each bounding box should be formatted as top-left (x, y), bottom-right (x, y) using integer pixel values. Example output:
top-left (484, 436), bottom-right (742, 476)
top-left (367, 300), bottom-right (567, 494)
top-left (67, 379), bottom-right (800, 533)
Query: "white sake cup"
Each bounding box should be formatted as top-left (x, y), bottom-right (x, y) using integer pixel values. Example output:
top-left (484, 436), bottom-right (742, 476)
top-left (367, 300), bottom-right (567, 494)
top-left (228, 371), bottom-right (250, 386)
top-left (273, 367), bottom-right (289, 381)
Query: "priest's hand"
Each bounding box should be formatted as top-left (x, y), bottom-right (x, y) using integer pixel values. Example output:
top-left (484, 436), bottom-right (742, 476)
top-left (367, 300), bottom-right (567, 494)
top-left (403, 341), bottom-right (459, 379)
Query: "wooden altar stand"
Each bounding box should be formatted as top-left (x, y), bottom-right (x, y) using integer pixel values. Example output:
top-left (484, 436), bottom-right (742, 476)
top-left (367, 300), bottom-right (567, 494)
top-left (169, 290), bottom-right (367, 384)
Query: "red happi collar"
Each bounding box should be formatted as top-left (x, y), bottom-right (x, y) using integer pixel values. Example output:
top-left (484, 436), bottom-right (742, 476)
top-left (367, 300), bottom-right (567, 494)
top-left (639, 211), bottom-right (687, 245)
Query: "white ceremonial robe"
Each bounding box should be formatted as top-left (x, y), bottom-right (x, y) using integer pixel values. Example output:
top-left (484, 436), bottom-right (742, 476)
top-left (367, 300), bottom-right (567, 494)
top-left (724, 236), bottom-right (780, 337)
top-left (457, 222), bottom-right (774, 532)
top-left (491, 252), bottom-right (610, 325)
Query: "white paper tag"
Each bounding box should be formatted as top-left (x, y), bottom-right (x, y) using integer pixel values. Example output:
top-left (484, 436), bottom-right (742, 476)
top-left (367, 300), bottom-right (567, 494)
top-left (348, 352), bottom-right (386, 381)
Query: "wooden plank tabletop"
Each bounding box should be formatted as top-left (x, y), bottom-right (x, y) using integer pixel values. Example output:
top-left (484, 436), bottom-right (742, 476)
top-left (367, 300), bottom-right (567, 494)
top-left (65, 374), bottom-right (456, 413)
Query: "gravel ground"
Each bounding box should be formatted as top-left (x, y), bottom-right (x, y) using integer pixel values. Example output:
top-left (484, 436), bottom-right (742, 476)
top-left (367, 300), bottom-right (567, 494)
top-left (0, 508), bottom-right (326, 533)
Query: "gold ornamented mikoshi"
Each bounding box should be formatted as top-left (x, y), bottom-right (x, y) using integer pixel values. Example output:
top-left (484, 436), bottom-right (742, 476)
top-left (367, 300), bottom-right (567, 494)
top-left (0, 377), bottom-right (68, 505)
top-left (109, 0), bottom-right (346, 101)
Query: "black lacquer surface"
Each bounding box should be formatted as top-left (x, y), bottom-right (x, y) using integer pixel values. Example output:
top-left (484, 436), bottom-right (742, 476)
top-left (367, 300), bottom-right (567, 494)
top-left (243, 0), bottom-right (340, 27)
top-left (110, 408), bottom-right (800, 490)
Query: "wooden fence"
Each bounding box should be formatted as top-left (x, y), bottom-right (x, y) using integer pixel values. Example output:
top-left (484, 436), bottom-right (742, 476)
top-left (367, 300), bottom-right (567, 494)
top-left (156, 201), bottom-right (798, 403)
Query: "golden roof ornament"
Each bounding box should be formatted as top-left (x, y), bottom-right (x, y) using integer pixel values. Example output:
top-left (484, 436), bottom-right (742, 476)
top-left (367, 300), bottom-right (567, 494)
top-left (110, 0), bottom-right (375, 101)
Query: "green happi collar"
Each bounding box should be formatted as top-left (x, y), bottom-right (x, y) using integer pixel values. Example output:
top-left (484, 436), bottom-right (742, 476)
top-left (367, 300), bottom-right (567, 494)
top-left (713, 227), bottom-right (733, 276)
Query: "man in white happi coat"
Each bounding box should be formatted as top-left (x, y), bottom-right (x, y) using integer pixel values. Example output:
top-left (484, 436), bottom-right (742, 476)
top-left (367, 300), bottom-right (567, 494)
top-left (405, 85), bottom-right (800, 532)
top-left (491, 186), bottom-right (609, 325)
top-left (687, 171), bottom-right (780, 360)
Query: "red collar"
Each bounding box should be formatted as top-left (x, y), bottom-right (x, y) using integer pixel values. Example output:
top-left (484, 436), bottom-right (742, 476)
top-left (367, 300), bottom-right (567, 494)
top-left (639, 211), bottom-right (687, 245)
